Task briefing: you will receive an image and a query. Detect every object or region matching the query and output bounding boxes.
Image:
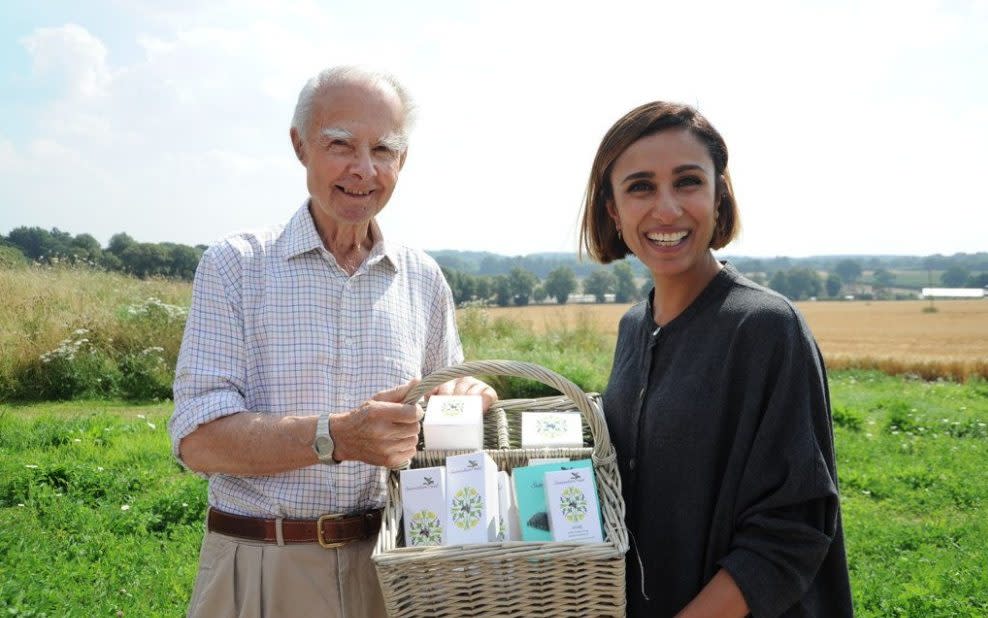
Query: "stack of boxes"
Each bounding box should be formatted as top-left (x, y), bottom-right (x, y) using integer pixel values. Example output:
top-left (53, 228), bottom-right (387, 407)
top-left (400, 396), bottom-right (603, 547)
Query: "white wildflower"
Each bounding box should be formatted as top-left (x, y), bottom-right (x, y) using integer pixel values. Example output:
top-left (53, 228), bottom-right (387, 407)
top-left (121, 504), bottom-right (130, 511)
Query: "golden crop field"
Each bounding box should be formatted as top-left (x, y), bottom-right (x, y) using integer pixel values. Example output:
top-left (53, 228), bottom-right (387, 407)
top-left (478, 300), bottom-right (988, 380)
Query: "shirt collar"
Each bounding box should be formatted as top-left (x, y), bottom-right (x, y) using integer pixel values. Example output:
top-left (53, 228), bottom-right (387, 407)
top-left (280, 201), bottom-right (399, 273)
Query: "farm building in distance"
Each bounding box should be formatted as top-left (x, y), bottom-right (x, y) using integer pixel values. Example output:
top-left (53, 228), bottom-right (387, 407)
top-left (921, 288), bottom-right (986, 299)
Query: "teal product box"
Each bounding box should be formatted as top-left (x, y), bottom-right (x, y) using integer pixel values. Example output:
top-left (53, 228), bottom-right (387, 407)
top-left (511, 459), bottom-right (593, 542)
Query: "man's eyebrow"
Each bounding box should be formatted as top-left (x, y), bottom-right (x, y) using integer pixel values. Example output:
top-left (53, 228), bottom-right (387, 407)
top-left (377, 132), bottom-right (408, 152)
top-left (319, 127), bottom-right (353, 141)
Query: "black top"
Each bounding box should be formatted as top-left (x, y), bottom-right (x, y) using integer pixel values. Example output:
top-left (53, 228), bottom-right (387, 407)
top-left (603, 263), bottom-right (853, 617)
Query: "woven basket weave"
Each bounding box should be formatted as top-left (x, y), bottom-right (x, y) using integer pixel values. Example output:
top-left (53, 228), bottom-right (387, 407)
top-left (372, 360), bottom-right (629, 617)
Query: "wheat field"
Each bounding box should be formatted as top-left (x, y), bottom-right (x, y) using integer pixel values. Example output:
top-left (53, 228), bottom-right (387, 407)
top-left (483, 300), bottom-right (988, 379)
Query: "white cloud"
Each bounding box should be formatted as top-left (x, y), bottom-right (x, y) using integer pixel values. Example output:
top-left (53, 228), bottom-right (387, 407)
top-left (21, 24), bottom-right (112, 98)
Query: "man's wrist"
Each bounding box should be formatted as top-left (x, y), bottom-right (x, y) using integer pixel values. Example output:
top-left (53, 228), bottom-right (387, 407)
top-left (312, 412), bottom-right (339, 464)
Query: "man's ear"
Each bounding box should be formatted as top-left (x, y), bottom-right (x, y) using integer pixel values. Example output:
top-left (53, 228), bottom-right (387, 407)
top-left (398, 147), bottom-right (408, 170)
top-left (290, 128), bottom-right (305, 164)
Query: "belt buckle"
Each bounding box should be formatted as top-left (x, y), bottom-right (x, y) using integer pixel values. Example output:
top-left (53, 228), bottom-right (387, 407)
top-left (317, 513), bottom-right (350, 549)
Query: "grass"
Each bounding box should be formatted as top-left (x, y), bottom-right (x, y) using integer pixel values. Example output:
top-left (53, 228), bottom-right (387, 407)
top-left (0, 265), bottom-right (190, 401)
top-left (0, 401), bottom-right (203, 617)
top-left (1, 374), bottom-right (986, 616)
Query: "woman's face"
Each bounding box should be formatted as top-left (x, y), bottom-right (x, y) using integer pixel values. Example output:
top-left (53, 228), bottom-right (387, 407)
top-left (607, 129), bottom-right (719, 285)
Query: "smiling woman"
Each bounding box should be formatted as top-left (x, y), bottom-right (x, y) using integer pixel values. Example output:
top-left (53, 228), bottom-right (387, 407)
top-left (580, 101), bottom-right (854, 617)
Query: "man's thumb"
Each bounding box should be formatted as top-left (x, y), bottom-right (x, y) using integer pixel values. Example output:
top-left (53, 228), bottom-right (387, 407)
top-left (372, 378), bottom-right (421, 403)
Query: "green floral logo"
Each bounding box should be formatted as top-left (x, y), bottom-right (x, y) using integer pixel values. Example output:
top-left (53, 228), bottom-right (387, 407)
top-left (450, 486), bottom-right (483, 530)
top-left (536, 415), bottom-right (567, 438)
top-left (497, 516), bottom-right (505, 541)
top-left (408, 510), bottom-right (442, 546)
top-left (559, 486), bottom-right (588, 523)
top-left (441, 400), bottom-right (465, 416)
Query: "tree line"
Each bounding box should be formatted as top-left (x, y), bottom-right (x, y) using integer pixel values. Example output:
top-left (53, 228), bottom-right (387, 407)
top-left (0, 226), bottom-right (205, 279)
top-left (442, 262), bottom-right (645, 307)
top-left (2, 227), bottom-right (984, 303)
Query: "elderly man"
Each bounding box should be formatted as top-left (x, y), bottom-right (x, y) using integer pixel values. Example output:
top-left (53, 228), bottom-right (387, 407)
top-left (169, 66), bottom-right (495, 617)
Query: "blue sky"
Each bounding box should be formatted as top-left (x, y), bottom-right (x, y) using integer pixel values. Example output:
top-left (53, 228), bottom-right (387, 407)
top-left (1, 0), bottom-right (986, 257)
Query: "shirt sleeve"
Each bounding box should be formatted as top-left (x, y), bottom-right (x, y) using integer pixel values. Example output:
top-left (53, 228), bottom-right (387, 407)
top-left (421, 267), bottom-right (464, 376)
top-left (168, 247), bottom-right (249, 467)
top-left (717, 311), bottom-right (841, 618)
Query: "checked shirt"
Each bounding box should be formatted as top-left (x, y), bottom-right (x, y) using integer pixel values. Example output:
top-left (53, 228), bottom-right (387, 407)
top-left (169, 203), bottom-right (463, 518)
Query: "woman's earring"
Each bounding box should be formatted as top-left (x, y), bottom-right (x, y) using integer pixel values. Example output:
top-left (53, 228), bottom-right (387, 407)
top-left (617, 229), bottom-right (623, 239)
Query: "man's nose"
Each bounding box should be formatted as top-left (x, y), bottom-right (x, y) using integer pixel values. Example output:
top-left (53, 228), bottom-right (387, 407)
top-left (349, 147), bottom-right (377, 178)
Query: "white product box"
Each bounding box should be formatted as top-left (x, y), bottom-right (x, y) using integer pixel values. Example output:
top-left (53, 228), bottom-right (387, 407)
top-left (544, 467), bottom-right (604, 544)
top-left (496, 470), bottom-right (520, 542)
top-left (445, 451), bottom-right (500, 545)
top-left (424, 395), bottom-right (484, 451)
top-left (400, 467), bottom-right (447, 547)
top-left (520, 411), bottom-right (584, 449)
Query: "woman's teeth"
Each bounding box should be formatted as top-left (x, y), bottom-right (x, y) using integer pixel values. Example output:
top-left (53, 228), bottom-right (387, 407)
top-left (646, 231), bottom-right (688, 246)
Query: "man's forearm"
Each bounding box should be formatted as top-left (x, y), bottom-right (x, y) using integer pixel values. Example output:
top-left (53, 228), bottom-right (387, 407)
top-left (179, 412), bottom-right (319, 475)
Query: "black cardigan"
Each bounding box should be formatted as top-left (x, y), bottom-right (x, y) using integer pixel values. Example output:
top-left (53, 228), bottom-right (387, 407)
top-left (603, 263), bottom-right (853, 617)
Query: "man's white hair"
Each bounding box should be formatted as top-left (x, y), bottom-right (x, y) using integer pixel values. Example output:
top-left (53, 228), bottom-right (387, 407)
top-left (290, 66), bottom-right (415, 145)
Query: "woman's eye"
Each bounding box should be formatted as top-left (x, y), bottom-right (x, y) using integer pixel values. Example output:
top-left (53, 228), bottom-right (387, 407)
top-left (675, 176), bottom-right (702, 188)
top-left (627, 181), bottom-right (653, 193)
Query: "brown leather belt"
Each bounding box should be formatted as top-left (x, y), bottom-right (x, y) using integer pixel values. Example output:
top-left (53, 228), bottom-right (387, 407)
top-left (207, 507), bottom-right (383, 548)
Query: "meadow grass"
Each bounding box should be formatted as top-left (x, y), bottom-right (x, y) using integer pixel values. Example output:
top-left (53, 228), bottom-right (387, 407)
top-left (1, 375), bottom-right (986, 616)
top-left (0, 265), bottom-right (191, 401)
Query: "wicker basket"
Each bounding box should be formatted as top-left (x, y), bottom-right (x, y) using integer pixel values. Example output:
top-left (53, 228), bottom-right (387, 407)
top-left (372, 360), bottom-right (629, 617)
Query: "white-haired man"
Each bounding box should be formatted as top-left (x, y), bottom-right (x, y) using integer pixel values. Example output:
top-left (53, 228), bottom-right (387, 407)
top-left (170, 66), bottom-right (495, 617)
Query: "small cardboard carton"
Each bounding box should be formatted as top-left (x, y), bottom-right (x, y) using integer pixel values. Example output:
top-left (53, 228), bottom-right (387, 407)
top-left (520, 411), bottom-right (584, 449)
top-left (400, 466), bottom-right (447, 547)
top-left (423, 395), bottom-right (484, 451)
top-left (544, 467), bottom-right (604, 543)
top-left (445, 451), bottom-right (499, 544)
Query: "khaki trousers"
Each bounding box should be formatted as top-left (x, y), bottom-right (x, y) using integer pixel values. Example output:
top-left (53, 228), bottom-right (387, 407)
top-left (187, 530), bottom-right (387, 618)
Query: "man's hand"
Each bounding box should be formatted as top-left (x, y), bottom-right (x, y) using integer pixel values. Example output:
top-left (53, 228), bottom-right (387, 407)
top-left (330, 380), bottom-right (424, 468)
top-left (431, 377), bottom-right (498, 412)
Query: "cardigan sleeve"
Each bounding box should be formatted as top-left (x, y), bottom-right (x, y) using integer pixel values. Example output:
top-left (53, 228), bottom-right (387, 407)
top-left (717, 307), bottom-right (841, 618)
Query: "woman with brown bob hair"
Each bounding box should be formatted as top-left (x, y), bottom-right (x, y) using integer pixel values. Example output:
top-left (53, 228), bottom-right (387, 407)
top-left (582, 102), bottom-right (852, 617)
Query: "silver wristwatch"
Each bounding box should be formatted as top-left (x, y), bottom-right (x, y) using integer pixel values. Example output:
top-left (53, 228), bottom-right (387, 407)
top-left (313, 412), bottom-right (339, 464)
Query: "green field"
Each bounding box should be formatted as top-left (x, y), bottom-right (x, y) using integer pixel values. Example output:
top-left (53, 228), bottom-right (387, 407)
top-left (1, 372), bottom-right (986, 617)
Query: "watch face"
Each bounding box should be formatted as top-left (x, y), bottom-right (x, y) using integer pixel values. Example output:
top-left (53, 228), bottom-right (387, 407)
top-left (315, 435), bottom-right (333, 455)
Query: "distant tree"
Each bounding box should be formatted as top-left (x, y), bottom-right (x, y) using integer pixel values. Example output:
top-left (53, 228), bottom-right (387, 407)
top-left (834, 259), bottom-right (862, 283)
top-left (493, 275), bottom-right (511, 307)
top-left (941, 265), bottom-right (969, 287)
top-left (533, 286), bottom-right (547, 303)
top-left (165, 243), bottom-right (203, 279)
top-left (639, 279), bottom-right (653, 298)
top-left (786, 268), bottom-right (822, 300)
top-left (473, 276), bottom-right (492, 303)
top-left (613, 262), bottom-right (638, 303)
top-left (966, 272), bottom-right (988, 288)
top-left (508, 267), bottom-right (539, 306)
top-left (544, 266), bottom-right (577, 304)
top-left (825, 273), bottom-right (843, 298)
top-left (768, 270), bottom-right (790, 298)
top-left (120, 243), bottom-right (172, 278)
top-left (583, 269), bottom-right (616, 303)
top-left (107, 232), bottom-right (137, 257)
top-left (6, 226), bottom-right (55, 260)
top-left (69, 233), bottom-right (102, 262)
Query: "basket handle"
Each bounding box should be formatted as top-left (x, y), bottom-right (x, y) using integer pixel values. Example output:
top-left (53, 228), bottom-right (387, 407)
top-left (405, 359), bottom-right (615, 465)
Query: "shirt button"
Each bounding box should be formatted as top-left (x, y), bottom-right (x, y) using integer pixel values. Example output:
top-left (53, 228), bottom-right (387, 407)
top-left (628, 458), bottom-right (636, 471)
